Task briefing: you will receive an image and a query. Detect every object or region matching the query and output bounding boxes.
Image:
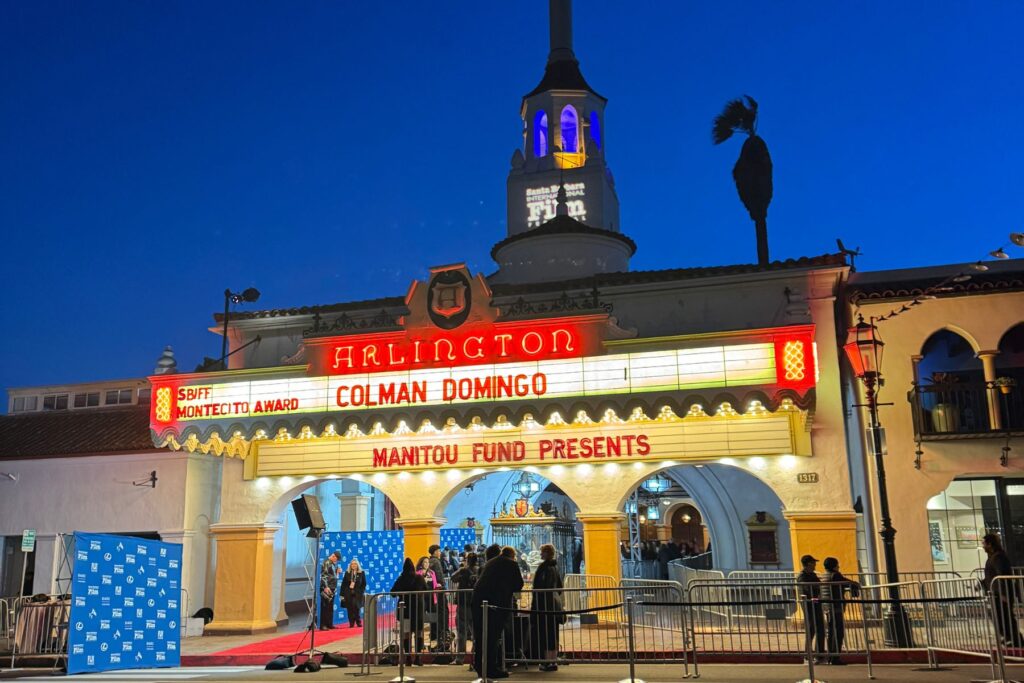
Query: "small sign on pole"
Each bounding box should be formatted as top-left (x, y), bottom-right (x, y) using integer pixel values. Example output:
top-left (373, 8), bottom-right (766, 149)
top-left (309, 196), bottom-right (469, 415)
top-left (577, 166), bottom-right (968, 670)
top-left (21, 529), bottom-right (36, 553)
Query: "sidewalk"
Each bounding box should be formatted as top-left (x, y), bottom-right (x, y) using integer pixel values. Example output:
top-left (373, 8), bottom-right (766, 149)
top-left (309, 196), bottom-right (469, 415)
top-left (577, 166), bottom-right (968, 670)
top-left (195, 662), bottom-right (1023, 682)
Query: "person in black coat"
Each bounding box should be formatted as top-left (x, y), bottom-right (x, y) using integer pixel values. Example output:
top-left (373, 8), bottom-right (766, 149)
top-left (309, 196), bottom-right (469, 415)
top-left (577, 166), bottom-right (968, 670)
top-left (797, 554), bottom-right (825, 663)
top-left (450, 552), bottom-right (479, 653)
top-left (983, 533), bottom-right (1023, 647)
top-left (529, 544), bottom-right (564, 671)
top-left (822, 556), bottom-right (860, 665)
top-left (471, 546), bottom-right (524, 679)
top-left (391, 558), bottom-right (427, 666)
top-left (340, 558), bottom-right (367, 628)
top-left (319, 551), bottom-right (340, 630)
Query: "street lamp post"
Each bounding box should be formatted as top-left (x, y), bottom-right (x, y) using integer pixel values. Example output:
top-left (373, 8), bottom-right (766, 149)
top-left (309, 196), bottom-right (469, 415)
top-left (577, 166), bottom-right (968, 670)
top-left (844, 315), bottom-right (914, 647)
top-left (221, 287), bottom-right (261, 367)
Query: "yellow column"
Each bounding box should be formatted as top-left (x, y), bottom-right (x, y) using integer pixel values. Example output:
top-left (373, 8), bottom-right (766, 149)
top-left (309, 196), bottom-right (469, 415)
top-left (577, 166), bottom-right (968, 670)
top-left (397, 517), bottom-right (444, 563)
top-left (977, 350), bottom-right (1002, 430)
top-left (578, 513), bottom-right (624, 583)
top-left (205, 523), bottom-right (280, 635)
top-left (784, 511), bottom-right (859, 573)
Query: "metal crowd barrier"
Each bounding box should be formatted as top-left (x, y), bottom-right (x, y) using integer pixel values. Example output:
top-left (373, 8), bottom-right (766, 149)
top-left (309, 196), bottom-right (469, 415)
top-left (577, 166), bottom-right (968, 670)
top-left (360, 585), bottom-right (690, 676)
top-left (1, 597), bottom-right (12, 641)
top-left (9, 595), bottom-right (69, 668)
top-left (920, 577), bottom-right (997, 675)
top-left (359, 574), bottom-right (1024, 682)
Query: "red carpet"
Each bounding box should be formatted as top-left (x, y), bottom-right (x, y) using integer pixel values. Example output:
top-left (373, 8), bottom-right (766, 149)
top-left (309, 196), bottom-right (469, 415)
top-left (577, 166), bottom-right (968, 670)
top-left (213, 624), bottom-right (363, 655)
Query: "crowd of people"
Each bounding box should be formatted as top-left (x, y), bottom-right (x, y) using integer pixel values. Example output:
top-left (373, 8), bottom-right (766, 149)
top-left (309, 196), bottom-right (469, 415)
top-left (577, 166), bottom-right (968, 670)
top-left (319, 541), bottom-right (564, 677)
top-left (620, 538), bottom-right (707, 578)
top-left (318, 531), bottom-right (1024, 674)
top-left (389, 542), bottom-right (559, 677)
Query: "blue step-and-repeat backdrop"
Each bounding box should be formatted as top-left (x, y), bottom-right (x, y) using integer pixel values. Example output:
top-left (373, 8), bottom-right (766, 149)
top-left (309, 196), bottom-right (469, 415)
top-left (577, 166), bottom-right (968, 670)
top-left (317, 527), bottom-right (477, 625)
top-left (68, 532), bottom-right (182, 675)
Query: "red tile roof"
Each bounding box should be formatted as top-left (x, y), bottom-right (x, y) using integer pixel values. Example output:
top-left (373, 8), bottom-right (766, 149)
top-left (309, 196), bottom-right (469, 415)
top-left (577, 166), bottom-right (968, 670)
top-left (0, 406), bottom-right (160, 459)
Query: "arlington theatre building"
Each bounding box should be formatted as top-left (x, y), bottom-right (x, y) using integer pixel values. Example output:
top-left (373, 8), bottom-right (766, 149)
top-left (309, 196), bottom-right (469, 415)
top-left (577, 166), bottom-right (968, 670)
top-left (4, 2), bottom-right (869, 636)
top-left (144, 7), bottom-right (860, 630)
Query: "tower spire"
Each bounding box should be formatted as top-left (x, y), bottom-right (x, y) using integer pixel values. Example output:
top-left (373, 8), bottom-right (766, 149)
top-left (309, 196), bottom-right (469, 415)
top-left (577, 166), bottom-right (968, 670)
top-left (548, 0), bottom-right (575, 64)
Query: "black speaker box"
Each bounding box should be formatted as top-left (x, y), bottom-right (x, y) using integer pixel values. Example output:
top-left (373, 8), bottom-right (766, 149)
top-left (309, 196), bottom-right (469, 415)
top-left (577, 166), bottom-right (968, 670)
top-left (291, 493), bottom-right (325, 531)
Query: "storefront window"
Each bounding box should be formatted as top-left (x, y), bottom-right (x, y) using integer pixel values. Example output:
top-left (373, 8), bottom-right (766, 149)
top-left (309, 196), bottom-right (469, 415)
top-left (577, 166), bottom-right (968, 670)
top-left (926, 479), bottom-right (1000, 574)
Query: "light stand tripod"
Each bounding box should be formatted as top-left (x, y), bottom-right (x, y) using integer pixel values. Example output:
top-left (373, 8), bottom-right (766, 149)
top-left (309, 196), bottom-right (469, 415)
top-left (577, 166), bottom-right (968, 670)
top-left (294, 527), bottom-right (330, 672)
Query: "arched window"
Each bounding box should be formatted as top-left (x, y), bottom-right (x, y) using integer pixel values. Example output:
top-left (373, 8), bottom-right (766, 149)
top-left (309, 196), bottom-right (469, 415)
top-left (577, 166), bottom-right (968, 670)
top-left (533, 110), bottom-right (548, 158)
top-left (590, 111), bottom-right (601, 149)
top-left (996, 322), bottom-right (1024, 430)
top-left (560, 105), bottom-right (579, 153)
top-left (916, 330), bottom-right (985, 435)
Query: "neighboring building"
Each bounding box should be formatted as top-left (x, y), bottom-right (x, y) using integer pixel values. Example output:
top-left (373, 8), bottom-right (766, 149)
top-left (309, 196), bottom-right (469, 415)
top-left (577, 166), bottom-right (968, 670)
top-left (845, 259), bottom-right (1024, 575)
top-left (7, 377), bottom-right (149, 414)
top-left (0, 389), bottom-right (217, 615)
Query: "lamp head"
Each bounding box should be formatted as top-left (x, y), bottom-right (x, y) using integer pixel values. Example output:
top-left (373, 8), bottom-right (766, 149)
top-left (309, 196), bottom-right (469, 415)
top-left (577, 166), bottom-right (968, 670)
top-left (844, 315), bottom-right (884, 380)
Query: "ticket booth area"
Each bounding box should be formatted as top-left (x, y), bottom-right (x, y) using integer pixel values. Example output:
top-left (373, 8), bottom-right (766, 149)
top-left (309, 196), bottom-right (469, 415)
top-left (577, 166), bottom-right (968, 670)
top-left (148, 265), bottom-right (844, 634)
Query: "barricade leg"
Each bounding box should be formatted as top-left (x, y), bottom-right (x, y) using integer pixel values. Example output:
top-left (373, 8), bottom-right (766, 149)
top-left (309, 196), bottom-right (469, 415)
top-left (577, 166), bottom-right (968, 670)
top-left (679, 600), bottom-right (691, 679)
top-left (862, 604), bottom-right (874, 680)
top-left (618, 597), bottom-right (645, 683)
top-left (803, 597), bottom-right (816, 683)
top-left (390, 601), bottom-right (414, 683)
top-left (481, 601), bottom-right (489, 683)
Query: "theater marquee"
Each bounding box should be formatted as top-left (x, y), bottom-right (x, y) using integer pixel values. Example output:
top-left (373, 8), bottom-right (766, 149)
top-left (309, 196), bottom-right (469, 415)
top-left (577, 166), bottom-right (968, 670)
top-left (149, 264), bottom-right (817, 474)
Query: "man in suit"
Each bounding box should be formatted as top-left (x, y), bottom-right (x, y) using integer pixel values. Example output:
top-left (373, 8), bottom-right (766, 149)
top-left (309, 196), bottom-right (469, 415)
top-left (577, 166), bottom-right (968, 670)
top-left (319, 550), bottom-right (340, 630)
top-left (471, 546), bottom-right (524, 679)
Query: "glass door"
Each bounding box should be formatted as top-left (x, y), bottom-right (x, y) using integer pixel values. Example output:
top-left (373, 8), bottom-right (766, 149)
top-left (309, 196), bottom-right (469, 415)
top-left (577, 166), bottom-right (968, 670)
top-left (1000, 480), bottom-right (1024, 566)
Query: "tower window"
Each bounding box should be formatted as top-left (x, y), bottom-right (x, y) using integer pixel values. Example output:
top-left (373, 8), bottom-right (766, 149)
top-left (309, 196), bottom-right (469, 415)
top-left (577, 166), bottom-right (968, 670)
top-left (560, 105), bottom-right (579, 153)
top-left (590, 111), bottom-right (601, 149)
top-left (533, 110), bottom-right (548, 157)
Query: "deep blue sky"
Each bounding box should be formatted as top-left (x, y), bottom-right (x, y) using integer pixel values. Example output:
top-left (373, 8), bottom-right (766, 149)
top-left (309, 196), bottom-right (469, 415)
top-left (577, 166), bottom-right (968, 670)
top-left (2, 1), bottom-right (1022, 401)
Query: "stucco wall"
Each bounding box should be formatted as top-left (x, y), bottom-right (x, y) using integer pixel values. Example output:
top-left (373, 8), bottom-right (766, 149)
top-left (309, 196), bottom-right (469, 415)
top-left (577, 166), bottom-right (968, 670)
top-left (0, 451), bottom-right (219, 610)
top-left (849, 289), bottom-right (1024, 572)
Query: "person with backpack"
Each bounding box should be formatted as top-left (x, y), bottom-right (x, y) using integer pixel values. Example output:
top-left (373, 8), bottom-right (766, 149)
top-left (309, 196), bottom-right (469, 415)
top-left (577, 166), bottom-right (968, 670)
top-left (450, 551), bottom-right (480, 654)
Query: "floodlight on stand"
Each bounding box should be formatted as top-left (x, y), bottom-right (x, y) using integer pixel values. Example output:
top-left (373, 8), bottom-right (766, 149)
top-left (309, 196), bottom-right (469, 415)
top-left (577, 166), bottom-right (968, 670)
top-left (625, 501), bottom-right (638, 514)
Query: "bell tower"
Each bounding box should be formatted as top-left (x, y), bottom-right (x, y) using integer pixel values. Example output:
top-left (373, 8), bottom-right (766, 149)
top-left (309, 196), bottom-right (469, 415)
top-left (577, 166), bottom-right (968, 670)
top-left (494, 0), bottom-right (632, 284)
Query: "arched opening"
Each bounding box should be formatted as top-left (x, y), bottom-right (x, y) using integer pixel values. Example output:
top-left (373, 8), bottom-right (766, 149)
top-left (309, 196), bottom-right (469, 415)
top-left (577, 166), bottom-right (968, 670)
top-left (918, 329), bottom-right (982, 381)
top-left (533, 110), bottom-right (548, 158)
top-left (670, 504), bottom-right (704, 552)
top-left (916, 329), bottom-right (986, 434)
top-left (589, 110), bottom-right (601, 149)
top-left (619, 463), bottom-right (790, 578)
top-left (442, 469), bottom-right (581, 577)
top-left (268, 477), bottom-right (400, 629)
top-left (996, 322), bottom-right (1024, 430)
top-left (559, 105), bottom-right (579, 153)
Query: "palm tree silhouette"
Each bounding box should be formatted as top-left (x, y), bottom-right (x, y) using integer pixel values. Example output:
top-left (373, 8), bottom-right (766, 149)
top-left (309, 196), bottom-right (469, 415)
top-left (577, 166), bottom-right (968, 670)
top-left (712, 96), bottom-right (773, 265)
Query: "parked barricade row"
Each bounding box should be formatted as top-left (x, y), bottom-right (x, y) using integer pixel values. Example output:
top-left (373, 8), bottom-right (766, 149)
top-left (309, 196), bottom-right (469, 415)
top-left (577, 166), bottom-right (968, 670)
top-left (358, 575), bottom-right (1024, 682)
